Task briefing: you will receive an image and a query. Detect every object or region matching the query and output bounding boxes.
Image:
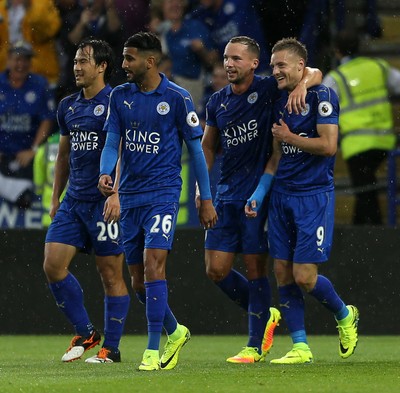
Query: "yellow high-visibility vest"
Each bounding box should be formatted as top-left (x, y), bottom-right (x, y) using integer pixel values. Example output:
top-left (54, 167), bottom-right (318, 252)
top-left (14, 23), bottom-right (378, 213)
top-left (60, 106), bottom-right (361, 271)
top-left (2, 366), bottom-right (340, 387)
top-left (328, 57), bottom-right (396, 160)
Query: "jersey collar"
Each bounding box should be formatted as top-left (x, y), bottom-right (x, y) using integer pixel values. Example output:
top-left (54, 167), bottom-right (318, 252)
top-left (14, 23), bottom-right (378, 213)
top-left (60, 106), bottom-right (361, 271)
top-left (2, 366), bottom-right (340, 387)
top-left (130, 73), bottom-right (169, 95)
top-left (76, 84), bottom-right (112, 102)
top-left (226, 74), bottom-right (261, 96)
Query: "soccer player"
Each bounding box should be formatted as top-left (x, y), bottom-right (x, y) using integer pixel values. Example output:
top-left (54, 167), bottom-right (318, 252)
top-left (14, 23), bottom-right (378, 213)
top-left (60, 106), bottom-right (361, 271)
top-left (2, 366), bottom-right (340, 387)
top-left (98, 31), bottom-right (217, 371)
top-left (200, 36), bottom-right (322, 363)
top-left (246, 38), bottom-right (359, 364)
top-left (43, 38), bottom-right (130, 364)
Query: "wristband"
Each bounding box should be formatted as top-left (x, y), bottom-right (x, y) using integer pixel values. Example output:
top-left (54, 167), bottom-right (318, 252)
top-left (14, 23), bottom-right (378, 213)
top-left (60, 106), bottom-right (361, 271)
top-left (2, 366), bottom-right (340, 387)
top-left (246, 173), bottom-right (274, 211)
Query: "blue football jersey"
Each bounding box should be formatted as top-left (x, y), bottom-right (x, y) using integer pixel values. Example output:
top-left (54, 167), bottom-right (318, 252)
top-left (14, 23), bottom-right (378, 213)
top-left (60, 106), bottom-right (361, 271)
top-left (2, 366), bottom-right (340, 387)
top-left (57, 85), bottom-right (112, 201)
top-left (206, 74), bottom-right (278, 201)
top-left (104, 73), bottom-right (203, 208)
top-left (0, 71), bottom-right (56, 154)
top-left (272, 85), bottom-right (339, 195)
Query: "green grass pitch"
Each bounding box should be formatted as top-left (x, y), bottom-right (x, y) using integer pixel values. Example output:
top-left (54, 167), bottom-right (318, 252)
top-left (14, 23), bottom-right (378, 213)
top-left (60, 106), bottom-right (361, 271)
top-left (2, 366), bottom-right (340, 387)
top-left (1, 335), bottom-right (399, 393)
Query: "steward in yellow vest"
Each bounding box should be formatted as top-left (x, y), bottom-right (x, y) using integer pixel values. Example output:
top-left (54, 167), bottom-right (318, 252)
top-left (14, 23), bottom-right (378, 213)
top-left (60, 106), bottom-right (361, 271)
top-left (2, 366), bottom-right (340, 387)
top-left (323, 31), bottom-right (400, 225)
top-left (328, 56), bottom-right (395, 160)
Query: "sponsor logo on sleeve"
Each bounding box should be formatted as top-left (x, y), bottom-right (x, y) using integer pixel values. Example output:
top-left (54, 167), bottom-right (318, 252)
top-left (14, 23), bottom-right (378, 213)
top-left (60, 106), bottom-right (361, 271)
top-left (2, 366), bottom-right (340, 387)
top-left (318, 101), bottom-right (333, 117)
top-left (186, 111), bottom-right (200, 127)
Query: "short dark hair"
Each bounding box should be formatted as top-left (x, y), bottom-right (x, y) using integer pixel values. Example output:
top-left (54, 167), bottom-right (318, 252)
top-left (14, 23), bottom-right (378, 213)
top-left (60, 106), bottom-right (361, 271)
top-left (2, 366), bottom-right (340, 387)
top-left (77, 38), bottom-right (115, 82)
top-left (334, 30), bottom-right (359, 56)
top-left (124, 31), bottom-right (162, 55)
top-left (228, 36), bottom-right (260, 58)
top-left (272, 37), bottom-right (308, 64)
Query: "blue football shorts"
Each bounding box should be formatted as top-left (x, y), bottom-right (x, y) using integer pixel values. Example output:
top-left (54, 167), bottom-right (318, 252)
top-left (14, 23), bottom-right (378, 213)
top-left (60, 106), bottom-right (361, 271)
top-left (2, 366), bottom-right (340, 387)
top-left (120, 202), bottom-right (179, 265)
top-left (268, 190), bottom-right (335, 263)
top-left (205, 199), bottom-right (268, 254)
top-left (45, 193), bottom-right (124, 256)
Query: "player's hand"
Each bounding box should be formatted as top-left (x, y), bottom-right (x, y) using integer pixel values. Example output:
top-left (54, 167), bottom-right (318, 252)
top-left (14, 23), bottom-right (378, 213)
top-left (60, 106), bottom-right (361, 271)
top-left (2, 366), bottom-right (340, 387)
top-left (245, 200), bottom-right (258, 218)
top-left (98, 174), bottom-right (116, 197)
top-left (191, 39), bottom-right (205, 53)
top-left (49, 199), bottom-right (60, 221)
top-left (103, 192), bottom-right (120, 224)
top-left (272, 119), bottom-right (291, 143)
top-left (245, 173), bottom-right (274, 218)
top-left (198, 199), bottom-right (217, 230)
top-left (194, 182), bottom-right (201, 209)
top-left (286, 82), bottom-right (307, 114)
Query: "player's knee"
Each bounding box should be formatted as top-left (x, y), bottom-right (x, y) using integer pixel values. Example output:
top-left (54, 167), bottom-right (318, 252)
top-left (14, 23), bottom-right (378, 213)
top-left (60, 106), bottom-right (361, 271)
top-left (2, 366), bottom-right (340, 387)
top-left (43, 259), bottom-right (67, 283)
top-left (293, 275), bottom-right (315, 292)
top-left (99, 268), bottom-right (120, 287)
top-left (206, 264), bottom-right (229, 282)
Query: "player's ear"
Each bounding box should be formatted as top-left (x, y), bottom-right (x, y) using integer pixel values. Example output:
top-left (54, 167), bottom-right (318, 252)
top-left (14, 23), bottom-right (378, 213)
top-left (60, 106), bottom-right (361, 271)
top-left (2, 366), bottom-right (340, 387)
top-left (251, 58), bottom-right (259, 71)
top-left (298, 58), bottom-right (305, 72)
top-left (146, 55), bottom-right (157, 69)
top-left (98, 61), bottom-right (107, 74)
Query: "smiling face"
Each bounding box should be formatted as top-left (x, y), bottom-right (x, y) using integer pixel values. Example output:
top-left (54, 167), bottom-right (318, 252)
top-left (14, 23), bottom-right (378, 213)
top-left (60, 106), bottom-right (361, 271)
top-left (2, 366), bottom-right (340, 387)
top-left (223, 42), bottom-right (259, 86)
top-left (73, 45), bottom-right (104, 88)
top-left (7, 53), bottom-right (31, 80)
top-left (270, 49), bottom-right (304, 92)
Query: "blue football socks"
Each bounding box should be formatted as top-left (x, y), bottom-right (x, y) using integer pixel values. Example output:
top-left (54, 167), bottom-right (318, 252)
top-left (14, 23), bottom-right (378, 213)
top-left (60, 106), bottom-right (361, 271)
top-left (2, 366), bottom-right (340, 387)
top-left (215, 269), bottom-right (249, 311)
top-left (278, 283), bottom-right (307, 344)
top-left (103, 294), bottom-right (130, 350)
top-left (136, 290), bottom-right (178, 335)
top-left (309, 275), bottom-right (348, 318)
top-left (145, 280), bottom-right (168, 350)
top-left (247, 277), bottom-right (271, 352)
top-left (49, 273), bottom-right (93, 336)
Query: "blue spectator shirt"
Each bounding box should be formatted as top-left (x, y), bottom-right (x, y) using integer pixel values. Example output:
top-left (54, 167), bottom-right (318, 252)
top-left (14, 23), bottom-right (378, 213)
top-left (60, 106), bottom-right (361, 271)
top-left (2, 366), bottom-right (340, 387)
top-left (206, 74), bottom-right (279, 201)
top-left (189, 0), bottom-right (270, 73)
top-left (272, 85), bottom-right (339, 195)
top-left (57, 85), bottom-right (112, 201)
top-left (104, 73), bottom-right (203, 208)
top-left (166, 18), bottom-right (214, 79)
top-left (0, 71), bottom-right (55, 154)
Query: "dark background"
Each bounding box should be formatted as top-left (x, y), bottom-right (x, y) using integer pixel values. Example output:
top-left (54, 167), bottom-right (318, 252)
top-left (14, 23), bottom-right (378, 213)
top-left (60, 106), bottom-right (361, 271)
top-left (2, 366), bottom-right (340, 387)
top-left (0, 226), bottom-right (399, 335)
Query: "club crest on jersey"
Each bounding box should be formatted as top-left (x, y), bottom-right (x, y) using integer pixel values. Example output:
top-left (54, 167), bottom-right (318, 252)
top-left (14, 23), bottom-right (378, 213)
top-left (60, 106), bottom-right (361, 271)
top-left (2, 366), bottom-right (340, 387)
top-left (318, 101), bottom-right (333, 117)
top-left (301, 103), bottom-right (310, 116)
top-left (25, 91), bottom-right (37, 104)
top-left (94, 105), bottom-right (105, 116)
top-left (186, 111), bottom-right (200, 127)
top-left (157, 101), bottom-right (170, 115)
top-left (247, 92), bottom-right (258, 104)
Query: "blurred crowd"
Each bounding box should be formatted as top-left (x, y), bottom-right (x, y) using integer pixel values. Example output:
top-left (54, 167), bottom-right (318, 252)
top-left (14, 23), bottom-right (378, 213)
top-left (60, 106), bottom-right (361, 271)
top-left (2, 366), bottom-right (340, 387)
top-left (0, 0), bottom-right (390, 227)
